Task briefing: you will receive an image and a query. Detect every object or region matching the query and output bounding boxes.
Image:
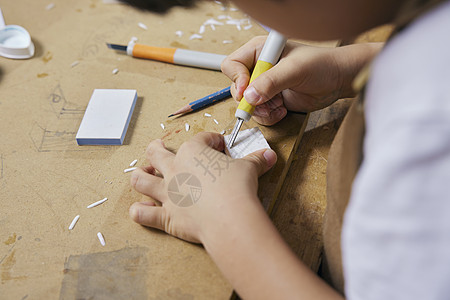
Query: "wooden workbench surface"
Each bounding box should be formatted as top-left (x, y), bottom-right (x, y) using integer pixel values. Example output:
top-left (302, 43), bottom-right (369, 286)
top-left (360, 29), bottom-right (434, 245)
top-left (0, 0), bottom-right (392, 298)
top-left (0, 1), bottom-right (309, 299)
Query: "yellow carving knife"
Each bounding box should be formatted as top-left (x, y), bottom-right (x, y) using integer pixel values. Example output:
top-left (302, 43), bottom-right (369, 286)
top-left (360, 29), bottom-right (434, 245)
top-left (227, 30), bottom-right (286, 148)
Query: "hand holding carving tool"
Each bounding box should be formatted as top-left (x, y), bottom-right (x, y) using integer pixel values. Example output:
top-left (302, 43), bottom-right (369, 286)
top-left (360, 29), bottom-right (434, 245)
top-left (227, 30), bottom-right (286, 148)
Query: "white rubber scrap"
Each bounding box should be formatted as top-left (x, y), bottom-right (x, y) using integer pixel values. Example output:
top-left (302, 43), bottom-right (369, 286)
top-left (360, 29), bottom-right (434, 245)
top-left (97, 232), bottom-right (106, 246)
top-left (124, 167), bottom-right (137, 173)
top-left (87, 197), bottom-right (108, 208)
top-left (189, 34), bottom-right (202, 40)
top-left (138, 22), bottom-right (148, 30)
top-left (46, 3), bottom-right (55, 10)
top-left (68, 215), bottom-right (80, 230)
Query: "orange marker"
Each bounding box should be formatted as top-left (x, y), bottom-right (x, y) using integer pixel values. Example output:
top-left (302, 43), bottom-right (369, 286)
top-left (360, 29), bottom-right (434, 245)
top-left (107, 42), bottom-right (226, 71)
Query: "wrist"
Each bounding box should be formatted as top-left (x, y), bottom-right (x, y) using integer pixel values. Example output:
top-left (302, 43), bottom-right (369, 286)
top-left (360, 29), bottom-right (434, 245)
top-left (336, 42), bottom-right (383, 98)
top-left (199, 194), bottom-right (266, 249)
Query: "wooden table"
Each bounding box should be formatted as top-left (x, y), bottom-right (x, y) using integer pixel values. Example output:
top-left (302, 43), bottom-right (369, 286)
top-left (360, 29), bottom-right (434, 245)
top-left (0, 0), bottom-right (392, 297)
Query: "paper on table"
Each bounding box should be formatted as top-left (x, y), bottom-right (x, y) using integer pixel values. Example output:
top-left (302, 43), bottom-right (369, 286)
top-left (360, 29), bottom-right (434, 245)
top-left (224, 127), bottom-right (271, 159)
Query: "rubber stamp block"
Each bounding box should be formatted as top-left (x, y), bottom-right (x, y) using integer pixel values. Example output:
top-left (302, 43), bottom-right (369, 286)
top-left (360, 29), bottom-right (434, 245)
top-left (224, 127), bottom-right (271, 159)
top-left (76, 89), bottom-right (137, 145)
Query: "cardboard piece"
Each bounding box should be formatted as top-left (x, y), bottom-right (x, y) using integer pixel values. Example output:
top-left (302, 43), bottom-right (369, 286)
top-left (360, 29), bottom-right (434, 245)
top-left (76, 89), bottom-right (137, 145)
top-left (224, 127), bottom-right (271, 159)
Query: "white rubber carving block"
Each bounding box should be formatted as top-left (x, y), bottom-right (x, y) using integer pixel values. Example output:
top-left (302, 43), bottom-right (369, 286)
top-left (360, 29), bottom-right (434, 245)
top-left (76, 89), bottom-right (137, 145)
top-left (224, 127), bottom-right (271, 159)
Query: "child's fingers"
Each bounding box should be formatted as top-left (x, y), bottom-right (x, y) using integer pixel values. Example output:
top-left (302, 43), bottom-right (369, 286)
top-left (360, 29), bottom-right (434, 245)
top-left (251, 96), bottom-right (287, 126)
top-left (222, 36), bottom-right (266, 99)
top-left (146, 139), bottom-right (175, 175)
top-left (242, 59), bottom-right (296, 107)
top-left (188, 132), bottom-right (225, 152)
top-left (253, 106), bottom-right (287, 126)
top-left (130, 168), bottom-right (166, 201)
top-left (129, 202), bottom-right (165, 231)
top-left (241, 149), bottom-right (277, 177)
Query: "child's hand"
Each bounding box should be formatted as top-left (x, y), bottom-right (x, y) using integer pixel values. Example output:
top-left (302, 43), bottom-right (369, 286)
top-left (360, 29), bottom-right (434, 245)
top-left (128, 132), bottom-right (277, 244)
top-left (222, 37), bottom-right (381, 125)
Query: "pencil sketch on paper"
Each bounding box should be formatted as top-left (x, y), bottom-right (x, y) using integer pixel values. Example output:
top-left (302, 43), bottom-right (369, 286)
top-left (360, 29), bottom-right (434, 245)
top-left (49, 84), bottom-right (85, 118)
top-left (29, 123), bottom-right (109, 152)
top-left (81, 16), bottom-right (131, 59)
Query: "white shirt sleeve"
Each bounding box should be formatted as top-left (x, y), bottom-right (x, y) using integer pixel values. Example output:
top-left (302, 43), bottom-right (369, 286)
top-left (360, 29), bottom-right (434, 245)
top-left (342, 2), bottom-right (450, 299)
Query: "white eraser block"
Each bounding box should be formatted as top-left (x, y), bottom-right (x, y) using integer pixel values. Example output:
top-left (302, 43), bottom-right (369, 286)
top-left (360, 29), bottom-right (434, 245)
top-left (224, 127), bottom-right (271, 159)
top-left (76, 89), bottom-right (137, 145)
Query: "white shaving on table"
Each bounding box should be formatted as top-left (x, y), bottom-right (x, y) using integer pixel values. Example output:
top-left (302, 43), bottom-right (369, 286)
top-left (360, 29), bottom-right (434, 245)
top-left (112, 68), bottom-right (119, 74)
top-left (129, 159), bottom-right (138, 167)
top-left (217, 15), bottom-right (228, 20)
top-left (71, 60), bottom-right (79, 68)
top-left (175, 30), bottom-right (183, 37)
top-left (185, 123), bottom-right (190, 132)
top-left (46, 3), bottom-right (55, 10)
top-left (213, 119), bottom-right (219, 125)
top-left (204, 18), bottom-right (224, 26)
top-left (97, 232), bottom-right (105, 246)
top-left (160, 123), bottom-right (165, 130)
top-left (226, 20), bottom-right (240, 25)
top-left (87, 197), bottom-right (108, 208)
top-left (189, 34), bottom-right (202, 40)
top-left (138, 22), bottom-right (148, 30)
top-left (222, 40), bottom-right (233, 44)
top-left (204, 113), bottom-right (211, 117)
top-left (124, 167), bottom-right (137, 173)
top-left (68, 215), bottom-right (80, 230)
top-left (220, 130), bottom-right (226, 135)
top-left (229, 7), bottom-right (238, 11)
top-left (199, 25), bottom-right (205, 34)
top-left (130, 36), bottom-right (138, 43)
top-left (226, 18), bottom-right (252, 31)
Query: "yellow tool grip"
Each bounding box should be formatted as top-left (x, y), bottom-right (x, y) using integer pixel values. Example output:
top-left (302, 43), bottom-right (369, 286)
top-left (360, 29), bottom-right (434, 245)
top-left (237, 60), bottom-right (274, 115)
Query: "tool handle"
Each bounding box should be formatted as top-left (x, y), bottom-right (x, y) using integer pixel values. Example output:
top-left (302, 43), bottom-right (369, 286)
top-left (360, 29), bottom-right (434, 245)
top-left (236, 60), bottom-right (273, 121)
top-left (128, 43), bottom-right (226, 71)
top-left (235, 30), bottom-right (286, 121)
top-left (130, 43), bottom-right (176, 63)
top-left (174, 49), bottom-right (226, 71)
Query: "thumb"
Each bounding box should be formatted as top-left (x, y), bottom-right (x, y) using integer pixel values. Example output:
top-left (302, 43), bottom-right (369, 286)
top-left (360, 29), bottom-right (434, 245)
top-left (241, 149), bottom-right (277, 177)
top-left (243, 61), bottom-right (293, 106)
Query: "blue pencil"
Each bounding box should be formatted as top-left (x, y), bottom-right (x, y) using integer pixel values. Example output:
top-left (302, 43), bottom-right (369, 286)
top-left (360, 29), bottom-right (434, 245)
top-left (168, 86), bottom-right (231, 117)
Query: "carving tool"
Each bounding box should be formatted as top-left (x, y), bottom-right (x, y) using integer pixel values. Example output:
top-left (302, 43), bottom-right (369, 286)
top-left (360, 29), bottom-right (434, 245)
top-left (106, 42), bottom-right (226, 71)
top-left (168, 86), bottom-right (231, 117)
top-left (227, 30), bottom-right (286, 148)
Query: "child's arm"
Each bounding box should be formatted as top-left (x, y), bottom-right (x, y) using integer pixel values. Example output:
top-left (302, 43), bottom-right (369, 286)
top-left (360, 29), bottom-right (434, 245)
top-left (129, 133), bottom-right (343, 299)
top-left (222, 39), bottom-right (383, 125)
